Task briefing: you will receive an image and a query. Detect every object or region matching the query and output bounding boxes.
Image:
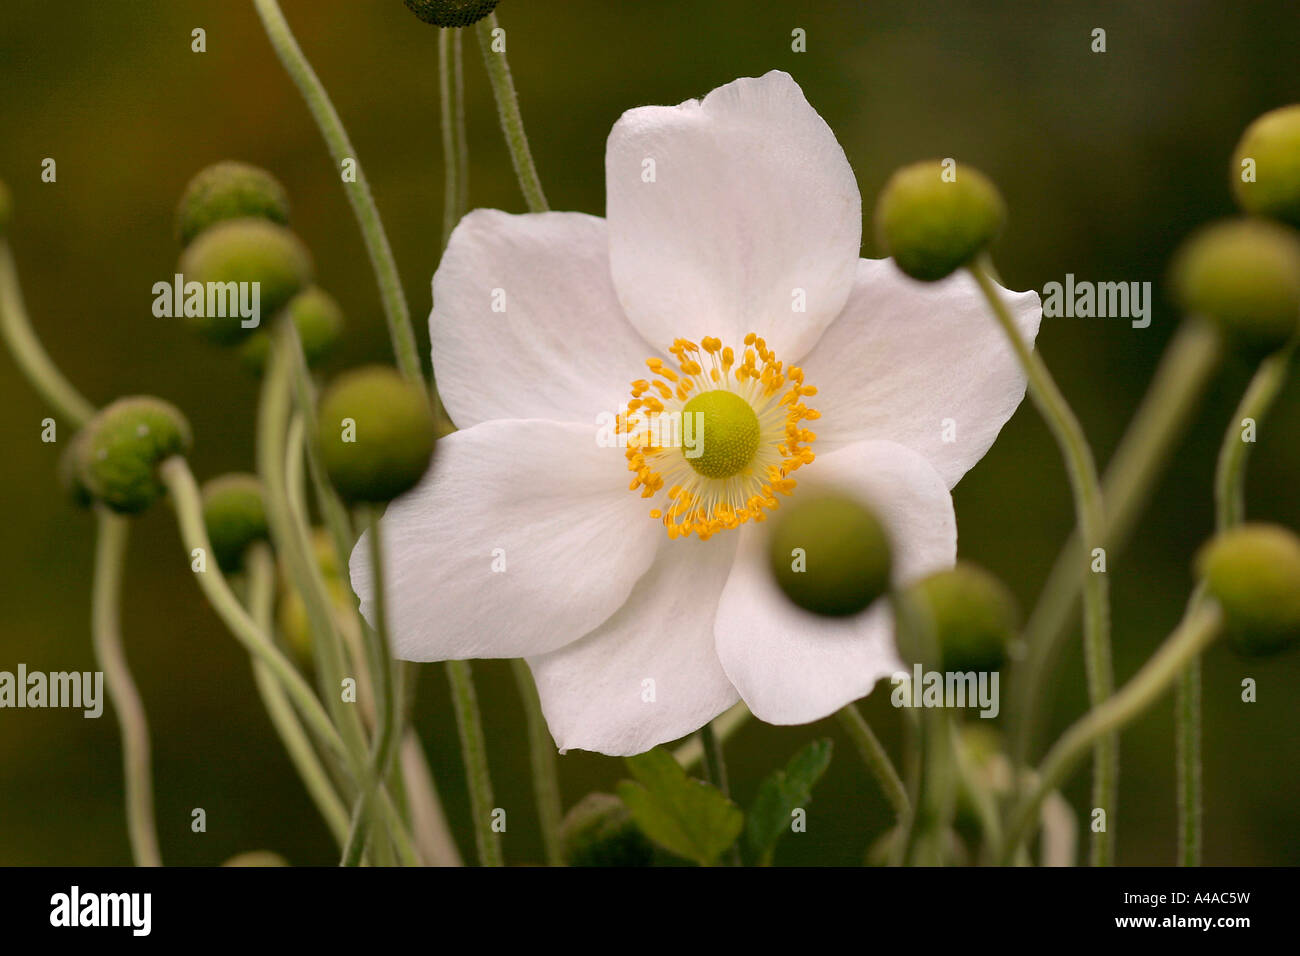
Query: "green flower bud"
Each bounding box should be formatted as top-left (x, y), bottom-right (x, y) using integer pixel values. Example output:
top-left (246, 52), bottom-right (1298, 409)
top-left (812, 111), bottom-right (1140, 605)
top-left (0, 178), bottom-right (12, 237)
top-left (176, 161), bottom-right (290, 246)
top-left (177, 218), bottom-right (313, 346)
top-left (201, 474), bottom-right (269, 573)
top-left (874, 160), bottom-right (1006, 281)
top-left (1231, 105), bottom-right (1300, 228)
top-left (767, 491), bottom-right (892, 618)
top-left (907, 562), bottom-right (1019, 673)
top-left (403, 0), bottom-right (499, 28)
top-left (1196, 523), bottom-right (1300, 657)
top-left (58, 429), bottom-right (95, 510)
top-left (1170, 218), bottom-right (1300, 349)
top-left (316, 366), bottom-right (435, 503)
top-left (239, 287), bottom-right (345, 375)
top-left (278, 529), bottom-right (345, 665)
top-left (79, 397), bottom-right (192, 514)
top-left (559, 793), bottom-right (654, 867)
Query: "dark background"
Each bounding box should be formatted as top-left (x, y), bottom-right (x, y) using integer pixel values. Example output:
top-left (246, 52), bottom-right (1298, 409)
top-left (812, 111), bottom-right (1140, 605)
top-left (1, 0), bottom-right (1297, 865)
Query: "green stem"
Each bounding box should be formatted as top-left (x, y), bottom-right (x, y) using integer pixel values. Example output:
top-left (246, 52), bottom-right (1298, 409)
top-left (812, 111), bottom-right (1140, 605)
top-left (246, 543), bottom-right (350, 847)
top-left (439, 27), bottom-right (459, 250)
top-left (969, 263), bottom-right (1116, 865)
top-left (454, 28), bottom-right (469, 215)
top-left (1002, 602), bottom-right (1223, 863)
top-left (835, 704), bottom-right (909, 822)
top-left (251, 0), bottom-right (423, 385)
top-left (92, 510), bottom-right (161, 867)
top-left (510, 659), bottom-right (563, 866)
top-left (476, 12), bottom-right (548, 213)
top-left (0, 241), bottom-right (96, 426)
top-left (446, 660), bottom-right (503, 866)
top-left (1175, 652), bottom-right (1202, 867)
top-left (1214, 342), bottom-right (1294, 529)
top-left (673, 701), bottom-right (749, 769)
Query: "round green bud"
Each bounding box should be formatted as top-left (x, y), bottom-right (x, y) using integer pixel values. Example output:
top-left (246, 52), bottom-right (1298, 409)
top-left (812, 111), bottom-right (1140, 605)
top-left (1196, 523), bottom-right (1300, 657)
top-left (1231, 105), bottom-right (1300, 228)
top-left (559, 793), bottom-right (654, 868)
top-left (1170, 218), bottom-right (1300, 349)
top-left (79, 397), bottom-right (192, 514)
top-left (316, 366), bottom-right (435, 503)
top-left (58, 429), bottom-right (95, 510)
top-left (177, 218), bottom-right (313, 346)
top-left (0, 178), bottom-right (12, 237)
top-left (201, 473), bottom-right (269, 573)
top-left (176, 161), bottom-right (290, 247)
top-left (767, 491), bottom-right (892, 618)
top-left (239, 287), bottom-right (345, 375)
top-left (907, 562), bottom-right (1019, 673)
top-left (874, 160), bottom-right (1006, 281)
top-left (403, 0), bottom-right (499, 28)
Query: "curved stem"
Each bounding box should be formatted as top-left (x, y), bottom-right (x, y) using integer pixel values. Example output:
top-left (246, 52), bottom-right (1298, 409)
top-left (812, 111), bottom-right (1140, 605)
top-left (835, 704), bottom-right (909, 822)
top-left (92, 509), bottom-right (161, 867)
top-left (251, 0), bottom-right (423, 385)
top-left (0, 242), bottom-right (96, 426)
top-left (969, 263), bottom-right (1116, 865)
top-left (1214, 342), bottom-right (1294, 529)
top-left (1002, 602), bottom-right (1223, 863)
top-left (476, 12), bottom-right (548, 213)
top-left (446, 660), bottom-right (503, 866)
top-left (510, 659), bottom-right (563, 866)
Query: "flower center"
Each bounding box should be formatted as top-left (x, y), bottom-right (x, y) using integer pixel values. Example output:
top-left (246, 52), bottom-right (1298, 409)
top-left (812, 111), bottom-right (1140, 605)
top-left (681, 389), bottom-right (760, 479)
top-left (620, 334), bottom-right (819, 541)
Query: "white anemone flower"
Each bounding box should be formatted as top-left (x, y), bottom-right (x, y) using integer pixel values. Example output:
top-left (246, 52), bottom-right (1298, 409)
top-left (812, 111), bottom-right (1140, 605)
top-left (350, 70), bottom-right (1041, 756)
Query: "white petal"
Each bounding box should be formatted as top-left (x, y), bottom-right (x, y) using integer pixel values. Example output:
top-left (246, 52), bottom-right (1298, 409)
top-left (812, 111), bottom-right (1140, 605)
top-left (605, 70), bottom-right (861, 359)
top-left (431, 210), bottom-right (658, 428)
top-left (801, 259), bottom-right (1041, 488)
top-left (713, 440), bottom-right (956, 725)
top-left (350, 419), bottom-right (659, 660)
top-left (526, 533), bottom-right (740, 757)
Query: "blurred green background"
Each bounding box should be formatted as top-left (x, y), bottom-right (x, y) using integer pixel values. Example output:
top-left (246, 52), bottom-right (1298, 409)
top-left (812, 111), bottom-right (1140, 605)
top-left (2, 0), bottom-right (1298, 866)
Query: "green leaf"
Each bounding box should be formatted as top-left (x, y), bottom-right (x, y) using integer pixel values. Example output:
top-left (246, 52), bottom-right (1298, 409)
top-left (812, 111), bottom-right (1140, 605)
top-left (743, 738), bottom-right (834, 866)
top-left (616, 747), bottom-right (743, 866)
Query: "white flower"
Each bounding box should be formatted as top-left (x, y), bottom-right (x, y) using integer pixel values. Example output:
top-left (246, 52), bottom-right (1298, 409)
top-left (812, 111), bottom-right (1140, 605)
top-left (350, 71), bottom-right (1041, 756)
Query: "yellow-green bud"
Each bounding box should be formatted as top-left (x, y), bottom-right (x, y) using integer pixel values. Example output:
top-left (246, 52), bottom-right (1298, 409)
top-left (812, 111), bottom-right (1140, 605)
top-left (403, 0), bottom-right (499, 28)
top-left (1170, 218), bottom-right (1300, 349)
top-left (874, 160), bottom-right (1006, 281)
top-left (1231, 105), bottom-right (1300, 228)
top-left (1196, 523), bottom-right (1300, 657)
top-left (177, 218), bottom-right (313, 346)
top-left (316, 366), bottom-right (436, 503)
top-left (767, 491), bottom-right (892, 618)
top-left (559, 793), bottom-right (654, 867)
top-left (79, 397), bottom-right (192, 514)
top-left (0, 178), bottom-right (12, 237)
top-left (239, 287), bottom-right (345, 375)
top-left (176, 161), bottom-right (290, 246)
top-left (907, 562), bottom-right (1019, 673)
top-left (201, 474), bottom-right (269, 573)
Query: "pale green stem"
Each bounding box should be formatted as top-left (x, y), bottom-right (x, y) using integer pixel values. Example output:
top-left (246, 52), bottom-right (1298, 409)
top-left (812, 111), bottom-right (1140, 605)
top-left (439, 27), bottom-right (459, 250)
top-left (476, 12), bottom-right (548, 213)
top-left (969, 262), bottom-right (1116, 866)
top-left (1002, 602), bottom-right (1223, 863)
top-left (1012, 320), bottom-right (1224, 767)
top-left (673, 701), bottom-right (750, 769)
top-left (0, 241), bottom-right (96, 426)
top-left (835, 704), bottom-right (909, 822)
top-left (446, 660), bottom-right (503, 866)
top-left (950, 722), bottom-right (1003, 862)
top-left (1175, 651), bottom-right (1202, 868)
top-left (251, 0), bottom-right (423, 385)
top-left (399, 729), bottom-right (464, 866)
top-left (92, 509), bottom-right (162, 867)
top-left (510, 659), bottom-right (563, 866)
top-left (246, 543), bottom-right (350, 847)
top-left (454, 28), bottom-right (469, 214)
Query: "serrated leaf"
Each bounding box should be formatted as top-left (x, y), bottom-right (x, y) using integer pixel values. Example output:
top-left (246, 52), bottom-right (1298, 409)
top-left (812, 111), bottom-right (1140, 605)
top-left (616, 747), bottom-right (743, 866)
top-left (743, 738), bottom-right (834, 866)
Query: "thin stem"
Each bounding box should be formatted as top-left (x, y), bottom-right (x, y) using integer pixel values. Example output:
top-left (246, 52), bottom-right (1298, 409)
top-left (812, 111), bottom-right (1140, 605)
top-left (439, 27), bottom-right (459, 250)
top-left (0, 242), bottom-right (96, 426)
top-left (251, 0), bottom-right (423, 385)
top-left (92, 510), bottom-right (161, 867)
top-left (476, 12), bottom-right (548, 213)
top-left (454, 28), bottom-right (469, 215)
top-left (1002, 602), bottom-right (1223, 863)
top-left (246, 543), bottom-right (350, 847)
top-left (969, 263), bottom-right (1116, 865)
top-left (399, 730), bottom-right (464, 866)
top-left (673, 701), bottom-right (750, 769)
top-left (835, 704), bottom-right (909, 822)
top-left (446, 660), bottom-right (503, 866)
top-left (1214, 342), bottom-right (1294, 529)
top-left (1175, 654), bottom-right (1202, 867)
top-left (510, 659), bottom-right (563, 866)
